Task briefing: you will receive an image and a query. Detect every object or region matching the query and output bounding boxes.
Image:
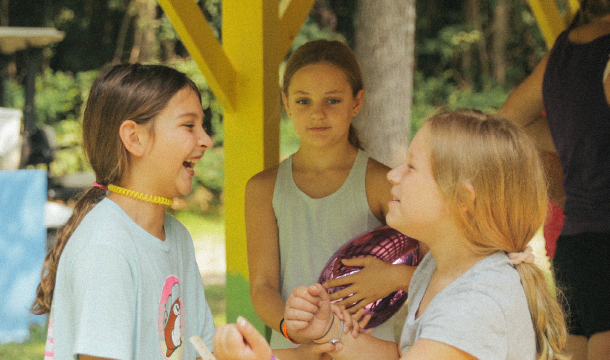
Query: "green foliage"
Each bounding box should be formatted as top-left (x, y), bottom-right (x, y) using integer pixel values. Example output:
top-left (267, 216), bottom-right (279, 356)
top-left (195, 146), bottom-right (224, 194)
top-left (414, 0), bottom-right (546, 89)
top-left (2, 0), bottom-right (550, 217)
top-left (5, 69), bottom-right (97, 175)
top-left (419, 24), bottom-right (483, 67)
top-left (288, 16), bottom-right (346, 56)
top-left (411, 70), bottom-right (512, 137)
top-left (35, 70), bottom-right (81, 125)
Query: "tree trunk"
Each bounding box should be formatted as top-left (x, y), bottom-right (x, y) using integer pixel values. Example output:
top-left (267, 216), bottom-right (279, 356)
top-left (492, 0), bottom-right (509, 85)
top-left (463, 0), bottom-right (490, 82)
top-left (354, 0), bottom-right (416, 168)
top-left (113, 0), bottom-right (135, 64)
top-left (1, 0), bottom-right (9, 26)
top-left (129, 0), bottom-right (158, 63)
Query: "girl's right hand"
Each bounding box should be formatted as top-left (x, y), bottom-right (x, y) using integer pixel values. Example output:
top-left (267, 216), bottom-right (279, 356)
top-left (340, 307), bottom-right (373, 339)
top-left (213, 316), bottom-right (272, 360)
top-left (284, 284), bottom-right (333, 341)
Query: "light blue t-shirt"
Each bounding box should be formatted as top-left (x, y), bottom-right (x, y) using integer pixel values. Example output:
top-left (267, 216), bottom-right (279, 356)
top-left (44, 198), bottom-right (215, 360)
top-left (400, 252), bottom-right (536, 360)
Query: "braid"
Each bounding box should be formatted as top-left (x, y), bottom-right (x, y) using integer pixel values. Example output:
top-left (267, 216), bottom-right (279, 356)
top-left (31, 187), bottom-right (106, 315)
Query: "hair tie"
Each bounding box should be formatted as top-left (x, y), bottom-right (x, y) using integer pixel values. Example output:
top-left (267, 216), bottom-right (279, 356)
top-left (508, 246), bottom-right (535, 265)
top-left (93, 182), bottom-right (108, 191)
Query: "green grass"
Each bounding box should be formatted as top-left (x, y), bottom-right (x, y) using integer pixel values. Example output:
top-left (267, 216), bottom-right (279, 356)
top-left (0, 323), bottom-right (47, 360)
top-left (173, 211), bottom-right (225, 241)
top-left (205, 284), bottom-right (227, 326)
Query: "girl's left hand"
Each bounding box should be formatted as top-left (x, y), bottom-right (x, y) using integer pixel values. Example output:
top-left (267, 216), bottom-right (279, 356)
top-left (213, 316), bottom-right (272, 360)
top-left (332, 306), bottom-right (373, 340)
top-left (324, 257), bottom-right (405, 314)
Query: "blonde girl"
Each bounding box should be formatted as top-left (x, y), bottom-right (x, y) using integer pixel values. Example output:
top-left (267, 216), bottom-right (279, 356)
top-left (31, 64), bottom-right (216, 360)
top-left (214, 110), bottom-right (569, 360)
top-left (246, 39), bottom-right (418, 349)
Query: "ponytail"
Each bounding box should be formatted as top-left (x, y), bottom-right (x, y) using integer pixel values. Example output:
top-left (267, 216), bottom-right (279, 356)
top-left (31, 187), bottom-right (106, 315)
top-left (516, 263), bottom-right (570, 360)
top-left (30, 64), bottom-right (200, 315)
top-left (425, 110), bottom-right (570, 359)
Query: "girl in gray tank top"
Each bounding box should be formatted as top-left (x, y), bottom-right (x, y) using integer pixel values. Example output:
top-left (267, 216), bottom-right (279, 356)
top-left (245, 40), bottom-right (419, 354)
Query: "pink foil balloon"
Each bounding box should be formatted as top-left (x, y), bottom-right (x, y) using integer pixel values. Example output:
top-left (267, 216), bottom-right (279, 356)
top-left (318, 225), bottom-right (420, 329)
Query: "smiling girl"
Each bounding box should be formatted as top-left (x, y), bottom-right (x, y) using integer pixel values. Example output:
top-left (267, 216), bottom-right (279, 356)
top-left (246, 39), bottom-right (418, 350)
top-left (31, 64), bottom-right (216, 360)
top-left (282, 110), bottom-right (569, 360)
top-left (214, 109), bottom-right (570, 360)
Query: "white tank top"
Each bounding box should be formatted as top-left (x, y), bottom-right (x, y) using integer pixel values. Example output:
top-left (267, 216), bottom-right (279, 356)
top-left (270, 150), bottom-right (396, 348)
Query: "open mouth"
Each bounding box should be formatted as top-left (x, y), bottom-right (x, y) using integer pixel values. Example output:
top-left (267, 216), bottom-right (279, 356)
top-left (183, 160), bottom-right (195, 170)
top-left (183, 158), bottom-right (199, 174)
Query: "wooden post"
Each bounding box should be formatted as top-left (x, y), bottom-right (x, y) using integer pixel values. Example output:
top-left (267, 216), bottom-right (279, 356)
top-left (158, 0), bottom-right (315, 334)
top-left (526, 0), bottom-right (579, 48)
top-left (222, 0), bottom-right (280, 334)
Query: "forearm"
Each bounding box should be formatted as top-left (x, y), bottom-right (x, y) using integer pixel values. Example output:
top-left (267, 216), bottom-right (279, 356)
top-left (333, 334), bottom-right (400, 360)
top-left (392, 264), bottom-right (416, 292)
top-left (314, 314), bottom-right (400, 360)
top-left (251, 283), bottom-right (287, 333)
top-left (272, 348), bottom-right (316, 360)
top-left (498, 54), bottom-right (548, 127)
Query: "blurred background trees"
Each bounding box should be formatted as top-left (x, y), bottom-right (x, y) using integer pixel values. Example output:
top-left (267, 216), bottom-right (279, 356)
top-left (1, 0), bottom-right (565, 215)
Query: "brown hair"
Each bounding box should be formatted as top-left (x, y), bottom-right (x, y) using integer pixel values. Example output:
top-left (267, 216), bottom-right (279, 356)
top-left (425, 109), bottom-right (569, 360)
top-left (282, 39), bottom-right (364, 149)
top-left (31, 64), bottom-right (200, 315)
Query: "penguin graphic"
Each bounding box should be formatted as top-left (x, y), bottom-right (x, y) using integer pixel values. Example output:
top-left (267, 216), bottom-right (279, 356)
top-left (163, 282), bottom-right (182, 358)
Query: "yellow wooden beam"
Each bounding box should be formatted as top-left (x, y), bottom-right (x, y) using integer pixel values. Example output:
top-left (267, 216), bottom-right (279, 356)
top-left (527, 0), bottom-right (581, 49)
top-left (158, 0), bottom-right (237, 111)
top-left (565, 0), bottom-right (581, 26)
top-left (278, 0), bottom-right (317, 63)
top-left (222, 0), bottom-right (281, 334)
top-left (158, 0), bottom-right (315, 336)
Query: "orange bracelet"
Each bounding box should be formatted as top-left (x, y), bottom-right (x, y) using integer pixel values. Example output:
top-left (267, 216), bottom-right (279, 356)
top-left (281, 319), bottom-right (300, 344)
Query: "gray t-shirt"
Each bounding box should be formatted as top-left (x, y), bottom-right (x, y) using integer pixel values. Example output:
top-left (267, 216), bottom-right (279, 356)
top-left (400, 252), bottom-right (536, 360)
top-left (44, 198), bottom-right (215, 360)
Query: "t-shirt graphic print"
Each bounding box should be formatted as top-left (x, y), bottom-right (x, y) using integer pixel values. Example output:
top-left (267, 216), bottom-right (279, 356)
top-left (159, 276), bottom-right (184, 359)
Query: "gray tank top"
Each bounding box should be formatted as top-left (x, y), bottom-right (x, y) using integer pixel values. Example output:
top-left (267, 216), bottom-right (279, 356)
top-left (270, 150), bottom-right (396, 348)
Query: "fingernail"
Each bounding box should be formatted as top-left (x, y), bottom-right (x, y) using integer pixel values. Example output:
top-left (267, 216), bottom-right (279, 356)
top-left (237, 316), bottom-right (247, 326)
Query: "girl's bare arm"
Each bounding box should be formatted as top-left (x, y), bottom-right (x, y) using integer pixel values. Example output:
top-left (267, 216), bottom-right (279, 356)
top-left (245, 168), bottom-right (287, 335)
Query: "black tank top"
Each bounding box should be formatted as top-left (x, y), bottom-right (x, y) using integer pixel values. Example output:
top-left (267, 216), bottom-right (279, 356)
top-left (543, 30), bottom-right (610, 235)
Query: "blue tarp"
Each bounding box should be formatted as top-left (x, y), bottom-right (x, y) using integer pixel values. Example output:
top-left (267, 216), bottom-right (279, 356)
top-left (0, 170), bottom-right (47, 343)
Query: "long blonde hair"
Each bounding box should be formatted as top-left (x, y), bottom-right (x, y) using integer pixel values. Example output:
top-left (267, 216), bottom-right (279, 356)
top-left (31, 64), bottom-right (200, 315)
top-left (426, 109), bottom-right (569, 360)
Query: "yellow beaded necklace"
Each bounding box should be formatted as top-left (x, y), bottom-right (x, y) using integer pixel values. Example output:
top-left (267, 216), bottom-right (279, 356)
top-left (108, 184), bottom-right (173, 206)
